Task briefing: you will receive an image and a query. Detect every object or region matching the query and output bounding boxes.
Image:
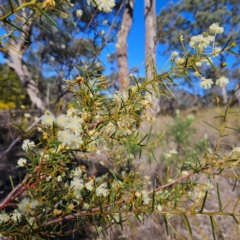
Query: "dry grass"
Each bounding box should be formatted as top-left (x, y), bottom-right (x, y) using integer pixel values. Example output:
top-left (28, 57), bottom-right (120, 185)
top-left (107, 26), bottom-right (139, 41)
top-left (107, 106), bottom-right (240, 240)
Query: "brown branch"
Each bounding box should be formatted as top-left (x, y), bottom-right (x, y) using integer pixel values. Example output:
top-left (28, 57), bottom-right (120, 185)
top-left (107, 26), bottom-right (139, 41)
top-left (42, 171), bottom-right (195, 227)
top-left (0, 90), bottom-right (68, 161)
top-left (0, 178), bottom-right (27, 209)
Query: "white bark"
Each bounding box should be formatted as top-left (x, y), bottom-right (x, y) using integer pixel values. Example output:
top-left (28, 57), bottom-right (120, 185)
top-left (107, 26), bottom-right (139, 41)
top-left (5, 44), bottom-right (46, 112)
top-left (117, 0), bottom-right (134, 91)
top-left (144, 0), bottom-right (160, 115)
top-left (221, 86), bottom-right (227, 104)
top-left (2, 4), bottom-right (46, 112)
top-left (145, 0), bottom-right (156, 81)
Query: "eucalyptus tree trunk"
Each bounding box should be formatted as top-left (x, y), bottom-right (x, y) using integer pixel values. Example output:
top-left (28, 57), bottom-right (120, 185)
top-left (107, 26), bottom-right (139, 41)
top-left (144, 0), bottom-right (160, 115)
top-left (4, 43), bottom-right (46, 113)
top-left (117, 0), bottom-right (134, 91)
top-left (1, 5), bottom-right (46, 113)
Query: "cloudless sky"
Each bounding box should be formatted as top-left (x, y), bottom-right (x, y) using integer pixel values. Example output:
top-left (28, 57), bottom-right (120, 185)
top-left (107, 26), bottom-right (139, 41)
top-left (128, 0), bottom-right (174, 75)
top-left (0, 0), bottom-right (236, 95)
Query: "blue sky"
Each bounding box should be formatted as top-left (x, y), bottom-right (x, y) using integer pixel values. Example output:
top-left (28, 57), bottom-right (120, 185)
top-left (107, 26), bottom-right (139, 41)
top-left (125, 0), bottom-right (173, 75)
top-left (0, 0), bottom-right (173, 74)
top-left (0, 0), bottom-right (237, 95)
top-left (101, 0), bottom-right (174, 77)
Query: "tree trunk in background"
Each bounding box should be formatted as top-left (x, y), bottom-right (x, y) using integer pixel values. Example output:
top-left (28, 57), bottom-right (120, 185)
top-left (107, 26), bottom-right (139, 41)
top-left (221, 86), bottom-right (227, 104)
top-left (234, 83), bottom-right (240, 107)
top-left (144, 0), bottom-right (160, 115)
top-left (3, 23), bottom-right (46, 113)
top-left (117, 0), bottom-right (134, 91)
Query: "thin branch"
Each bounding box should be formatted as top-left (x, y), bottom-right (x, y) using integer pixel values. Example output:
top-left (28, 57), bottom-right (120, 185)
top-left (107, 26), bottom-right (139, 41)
top-left (0, 0), bottom-right (37, 22)
top-left (0, 90), bottom-right (69, 161)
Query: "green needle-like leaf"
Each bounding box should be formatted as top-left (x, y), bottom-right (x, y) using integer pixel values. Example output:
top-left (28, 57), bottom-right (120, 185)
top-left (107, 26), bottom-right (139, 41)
top-left (163, 214), bottom-right (169, 236)
top-left (210, 216), bottom-right (216, 240)
top-left (199, 191), bottom-right (208, 213)
top-left (183, 214), bottom-right (192, 238)
top-left (221, 36), bottom-right (232, 51)
top-left (35, 5), bottom-right (59, 30)
top-left (217, 183), bottom-right (222, 211)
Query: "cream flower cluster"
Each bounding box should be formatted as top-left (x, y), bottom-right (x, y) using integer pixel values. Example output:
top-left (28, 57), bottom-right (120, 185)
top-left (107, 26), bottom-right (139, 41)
top-left (171, 23), bottom-right (230, 90)
top-left (189, 34), bottom-right (215, 49)
top-left (165, 149), bottom-right (178, 159)
top-left (200, 76), bottom-right (229, 89)
top-left (200, 77), bottom-right (214, 89)
top-left (17, 158), bottom-right (27, 167)
top-left (18, 198), bottom-right (39, 215)
top-left (41, 110), bottom-right (83, 149)
top-left (135, 190), bottom-right (151, 205)
top-left (189, 23), bottom-right (224, 50)
top-left (69, 167), bottom-right (109, 200)
top-left (96, 183), bottom-right (109, 197)
top-left (22, 139), bottom-right (35, 152)
top-left (87, 0), bottom-right (115, 12)
top-left (0, 198), bottom-right (38, 224)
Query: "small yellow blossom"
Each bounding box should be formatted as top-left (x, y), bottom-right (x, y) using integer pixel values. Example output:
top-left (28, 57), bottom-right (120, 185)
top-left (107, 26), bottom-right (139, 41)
top-left (68, 204), bottom-right (74, 210)
top-left (181, 171), bottom-right (189, 176)
top-left (76, 9), bottom-right (83, 18)
top-left (0, 213), bottom-right (10, 224)
top-left (42, 0), bottom-right (55, 9)
top-left (53, 209), bottom-right (62, 216)
top-left (18, 198), bottom-right (39, 215)
top-left (156, 205), bottom-right (162, 211)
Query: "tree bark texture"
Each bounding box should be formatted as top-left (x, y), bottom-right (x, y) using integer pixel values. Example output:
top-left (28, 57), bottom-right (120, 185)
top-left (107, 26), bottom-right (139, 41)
top-left (5, 44), bottom-right (46, 112)
top-left (145, 0), bottom-right (156, 81)
top-left (117, 0), bottom-right (134, 91)
top-left (144, 0), bottom-right (160, 115)
top-left (1, 5), bottom-right (46, 113)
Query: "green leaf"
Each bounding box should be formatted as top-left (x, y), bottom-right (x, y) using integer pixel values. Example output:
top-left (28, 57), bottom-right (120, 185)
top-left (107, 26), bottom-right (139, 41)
top-left (182, 214), bottom-right (192, 237)
top-left (227, 49), bottom-right (238, 56)
top-left (221, 36), bottom-right (232, 51)
top-left (98, 198), bottom-right (103, 214)
top-left (35, 5), bottom-right (59, 30)
top-left (223, 105), bottom-right (229, 122)
top-left (225, 126), bottom-right (239, 131)
top-left (151, 82), bottom-right (159, 97)
top-left (166, 75), bottom-right (174, 83)
top-left (109, 169), bottom-right (119, 184)
top-left (231, 214), bottom-right (239, 224)
top-left (199, 191), bottom-right (208, 213)
top-left (174, 185), bottom-right (180, 209)
top-left (180, 72), bottom-right (192, 85)
top-left (137, 133), bottom-right (148, 145)
top-left (149, 149), bottom-right (157, 162)
top-left (146, 125), bottom-right (152, 145)
top-left (163, 215), bottom-right (169, 236)
top-left (9, 175), bottom-right (14, 189)
top-left (151, 179), bottom-right (156, 212)
top-left (139, 148), bottom-right (142, 158)
top-left (217, 183), bottom-right (222, 211)
top-left (207, 57), bottom-right (217, 72)
top-left (232, 179), bottom-right (237, 191)
top-left (202, 120), bottom-right (220, 132)
top-left (210, 216), bottom-right (216, 240)
top-left (8, 0), bottom-right (14, 13)
top-left (119, 213), bottom-right (123, 231)
top-left (184, 56), bottom-right (189, 68)
top-left (4, 19), bottom-right (28, 35)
